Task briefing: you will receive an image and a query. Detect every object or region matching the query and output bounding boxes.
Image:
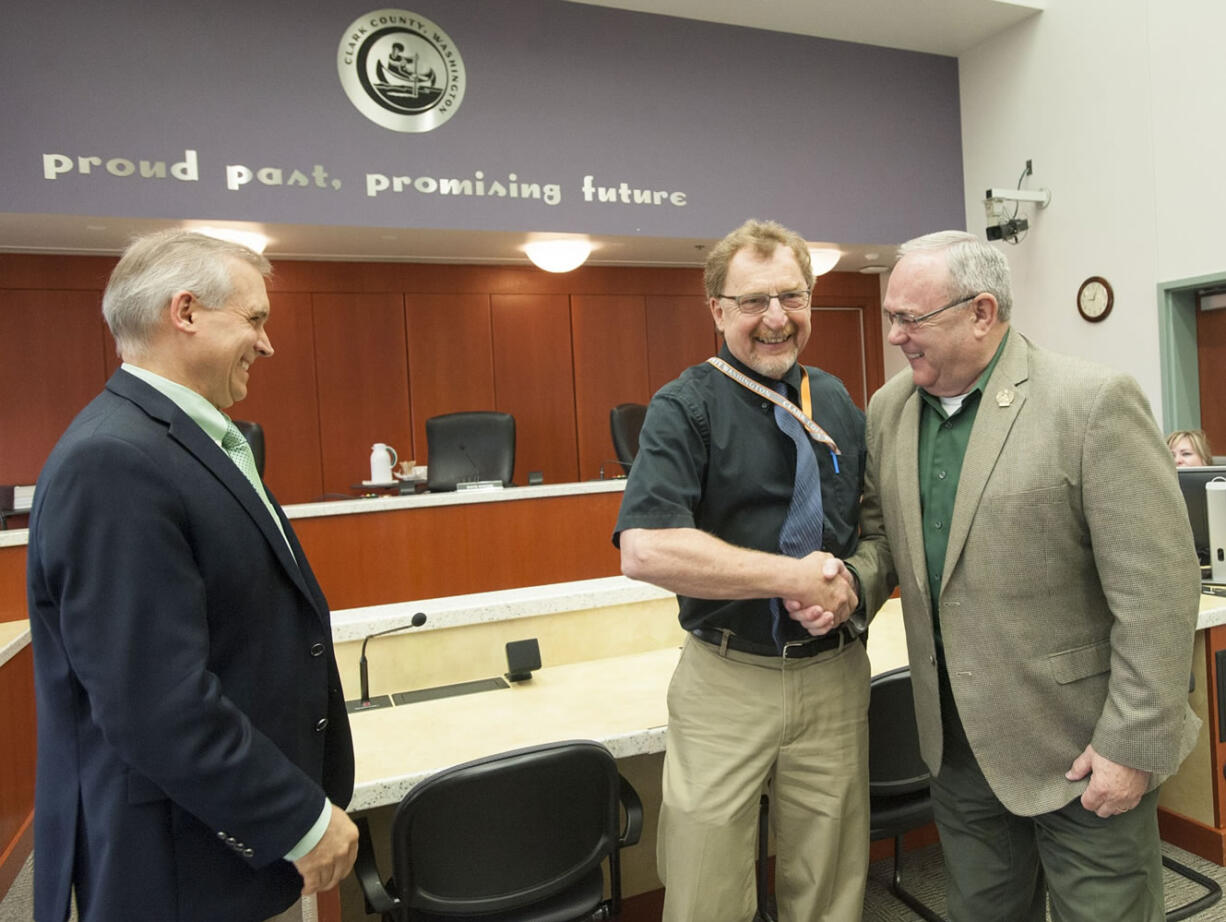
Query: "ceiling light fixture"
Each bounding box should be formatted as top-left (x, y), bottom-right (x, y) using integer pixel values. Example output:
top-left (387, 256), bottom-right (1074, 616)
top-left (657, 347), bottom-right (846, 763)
top-left (523, 238), bottom-right (592, 273)
top-left (807, 246), bottom-right (842, 276)
top-left (193, 226), bottom-right (269, 254)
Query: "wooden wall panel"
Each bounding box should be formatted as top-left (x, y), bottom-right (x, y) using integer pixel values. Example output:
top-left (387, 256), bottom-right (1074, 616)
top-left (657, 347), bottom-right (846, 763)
top-left (571, 295), bottom-right (649, 480)
top-left (644, 295), bottom-right (718, 395)
top-left (805, 307), bottom-right (870, 409)
top-left (312, 293), bottom-right (412, 494)
top-left (0, 254), bottom-right (114, 291)
top-left (291, 493), bottom-right (624, 609)
top-left (1197, 305), bottom-right (1226, 452)
top-left (0, 646), bottom-right (35, 881)
top-left (0, 253), bottom-right (881, 505)
top-left (231, 292), bottom-right (324, 503)
top-left (405, 293), bottom-right (496, 465)
top-left (490, 295), bottom-right (578, 485)
top-left (0, 548), bottom-right (26, 623)
top-left (0, 290), bottom-right (108, 484)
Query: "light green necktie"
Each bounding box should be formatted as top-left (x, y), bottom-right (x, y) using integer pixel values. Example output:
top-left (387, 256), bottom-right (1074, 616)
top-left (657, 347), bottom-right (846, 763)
top-left (221, 419), bottom-right (292, 550)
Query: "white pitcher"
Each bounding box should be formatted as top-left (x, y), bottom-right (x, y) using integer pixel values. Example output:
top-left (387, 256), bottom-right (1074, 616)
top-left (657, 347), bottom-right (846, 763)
top-left (369, 443), bottom-right (397, 483)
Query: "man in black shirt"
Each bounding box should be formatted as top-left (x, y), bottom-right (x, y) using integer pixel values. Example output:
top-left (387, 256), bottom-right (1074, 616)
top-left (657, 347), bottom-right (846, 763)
top-left (614, 219), bottom-right (867, 922)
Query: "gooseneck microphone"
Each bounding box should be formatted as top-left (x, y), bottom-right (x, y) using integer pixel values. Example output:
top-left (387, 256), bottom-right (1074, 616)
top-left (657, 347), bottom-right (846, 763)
top-left (458, 443), bottom-right (482, 484)
top-left (355, 612), bottom-right (427, 709)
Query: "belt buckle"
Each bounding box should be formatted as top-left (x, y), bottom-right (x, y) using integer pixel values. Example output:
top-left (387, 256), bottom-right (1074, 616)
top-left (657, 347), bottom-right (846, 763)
top-left (784, 627), bottom-right (844, 659)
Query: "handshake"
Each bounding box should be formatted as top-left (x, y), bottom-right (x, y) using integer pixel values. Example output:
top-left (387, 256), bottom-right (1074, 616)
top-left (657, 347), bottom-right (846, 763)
top-left (784, 552), bottom-right (858, 636)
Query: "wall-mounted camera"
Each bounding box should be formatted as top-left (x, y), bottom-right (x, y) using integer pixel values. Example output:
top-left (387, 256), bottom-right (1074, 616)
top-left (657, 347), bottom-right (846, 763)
top-left (983, 160), bottom-right (1051, 245)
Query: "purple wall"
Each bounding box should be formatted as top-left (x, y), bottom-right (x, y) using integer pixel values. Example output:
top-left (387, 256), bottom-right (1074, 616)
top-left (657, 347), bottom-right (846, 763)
top-left (0, 0), bottom-right (964, 243)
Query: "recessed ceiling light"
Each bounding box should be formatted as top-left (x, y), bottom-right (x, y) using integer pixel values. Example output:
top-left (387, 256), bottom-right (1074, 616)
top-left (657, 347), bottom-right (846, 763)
top-left (859, 265), bottom-right (889, 274)
top-left (85, 225), bottom-right (107, 231)
top-left (523, 238), bottom-right (592, 273)
top-left (807, 246), bottom-right (842, 276)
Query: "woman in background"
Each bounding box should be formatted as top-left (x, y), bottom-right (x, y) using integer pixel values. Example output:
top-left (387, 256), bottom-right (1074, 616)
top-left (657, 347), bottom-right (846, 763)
top-left (1167, 429), bottom-right (1214, 467)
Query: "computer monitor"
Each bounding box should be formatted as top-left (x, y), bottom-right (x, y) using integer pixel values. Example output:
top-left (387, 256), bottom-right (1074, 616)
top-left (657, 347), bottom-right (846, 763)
top-left (1177, 465), bottom-right (1226, 565)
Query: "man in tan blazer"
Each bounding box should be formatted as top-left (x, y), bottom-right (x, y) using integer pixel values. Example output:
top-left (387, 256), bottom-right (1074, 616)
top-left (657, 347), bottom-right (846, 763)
top-left (793, 231), bottom-right (1201, 921)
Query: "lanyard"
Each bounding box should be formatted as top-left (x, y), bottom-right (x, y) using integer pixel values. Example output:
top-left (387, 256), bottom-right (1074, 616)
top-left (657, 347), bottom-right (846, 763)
top-left (705, 357), bottom-right (842, 466)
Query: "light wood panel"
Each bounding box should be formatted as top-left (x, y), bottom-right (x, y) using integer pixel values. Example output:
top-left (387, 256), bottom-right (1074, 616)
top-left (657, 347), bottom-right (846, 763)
top-left (490, 294), bottom-right (579, 485)
top-left (231, 292), bottom-right (324, 503)
top-left (291, 492), bottom-right (624, 610)
top-left (312, 292), bottom-right (412, 493)
top-left (405, 293), bottom-right (496, 465)
top-left (571, 295), bottom-right (650, 479)
top-left (0, 290), bottom-right (108, 483)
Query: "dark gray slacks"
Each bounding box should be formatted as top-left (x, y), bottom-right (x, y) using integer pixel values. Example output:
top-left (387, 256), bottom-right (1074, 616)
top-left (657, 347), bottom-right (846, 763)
top-left (930, 677), bottom-right (1164, 922)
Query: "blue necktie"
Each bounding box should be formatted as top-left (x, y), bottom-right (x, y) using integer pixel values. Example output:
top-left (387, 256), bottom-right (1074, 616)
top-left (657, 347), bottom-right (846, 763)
top-left (769, 382), bottom-right (824, 651)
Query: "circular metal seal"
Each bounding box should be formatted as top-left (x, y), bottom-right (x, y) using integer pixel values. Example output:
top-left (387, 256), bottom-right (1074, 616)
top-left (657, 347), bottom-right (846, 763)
top-left (337, 9), bottom-right (466, 133)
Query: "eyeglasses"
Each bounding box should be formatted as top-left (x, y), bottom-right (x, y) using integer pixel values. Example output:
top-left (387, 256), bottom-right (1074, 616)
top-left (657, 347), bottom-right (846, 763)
top-left (883, 293), bottom-right (980, 330)
top-left (716, 288), bottom-right (812, 315)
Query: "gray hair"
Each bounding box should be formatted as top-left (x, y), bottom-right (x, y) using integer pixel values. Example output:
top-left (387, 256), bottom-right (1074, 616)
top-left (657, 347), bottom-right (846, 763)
top-left (102, 230), bottom-right (272, 355)
top-left (897, 230), bottom-right (1012, 321)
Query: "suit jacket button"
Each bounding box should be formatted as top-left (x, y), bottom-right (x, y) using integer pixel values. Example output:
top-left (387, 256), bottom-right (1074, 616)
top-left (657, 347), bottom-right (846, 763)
top-left (315, 717), bottom-right (329, 732)
top-left (243, 848), bottom-right (254, 858)
top-left (217, 831), bottom-right (228, 840)
top-left (310, 642), bottom-right (325, 657)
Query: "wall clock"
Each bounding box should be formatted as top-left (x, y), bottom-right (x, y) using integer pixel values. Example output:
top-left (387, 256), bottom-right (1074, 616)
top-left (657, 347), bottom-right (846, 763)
top-left (1077, 276), bottom-right (1113, 323)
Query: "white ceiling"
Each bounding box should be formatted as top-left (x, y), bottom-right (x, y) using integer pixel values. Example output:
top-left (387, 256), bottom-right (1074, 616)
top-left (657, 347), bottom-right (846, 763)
top-left (0, 0), bottom-right (1041, 271)
top-left (566, 0), bottom-right (1044, 58)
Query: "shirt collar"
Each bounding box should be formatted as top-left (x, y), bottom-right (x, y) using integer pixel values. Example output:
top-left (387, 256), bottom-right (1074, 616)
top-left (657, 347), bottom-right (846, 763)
top-left (122, 363), bottom-right (230, 445)
top-left (717, 344), bottom-right (802, 396)
top-left (919, 329), bottom-right (1010, 416)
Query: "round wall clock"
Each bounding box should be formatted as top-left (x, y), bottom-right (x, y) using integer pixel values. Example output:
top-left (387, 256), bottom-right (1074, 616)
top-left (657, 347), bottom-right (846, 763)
top-left (1077, 276), bottom-right (1113, 323)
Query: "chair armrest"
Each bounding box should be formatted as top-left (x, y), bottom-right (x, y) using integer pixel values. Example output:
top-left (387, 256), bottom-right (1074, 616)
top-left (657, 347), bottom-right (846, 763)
top-left (354, 816), bottom-right (401, 916)
top-left (618, 774), bottom-right (644, 848)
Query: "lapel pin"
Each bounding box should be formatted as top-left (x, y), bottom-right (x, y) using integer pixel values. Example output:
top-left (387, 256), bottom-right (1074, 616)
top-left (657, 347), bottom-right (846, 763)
top-left (996, 388), bottom-right (1015, 408)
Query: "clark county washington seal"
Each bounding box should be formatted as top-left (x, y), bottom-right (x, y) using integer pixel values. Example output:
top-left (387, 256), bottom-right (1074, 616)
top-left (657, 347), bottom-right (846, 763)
top-left (338, 9), bottom-right (466, 132)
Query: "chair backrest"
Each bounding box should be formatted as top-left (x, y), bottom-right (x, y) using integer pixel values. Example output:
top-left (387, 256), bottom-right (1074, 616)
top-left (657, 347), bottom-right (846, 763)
top-left (425, 411), bottom-right (515, 491)
top-left (231, 419), bottom-right (265, 478)
top-left (390, 740), bottom-right (621, 917)
top-left (868, 666), bottom-right (929, 797)
top-left (609, 403), bottom-right (647, 474)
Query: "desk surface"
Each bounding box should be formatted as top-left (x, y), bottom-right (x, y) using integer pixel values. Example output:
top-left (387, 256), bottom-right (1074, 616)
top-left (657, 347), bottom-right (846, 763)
top-left (348, 601), bottom-right (911, 812)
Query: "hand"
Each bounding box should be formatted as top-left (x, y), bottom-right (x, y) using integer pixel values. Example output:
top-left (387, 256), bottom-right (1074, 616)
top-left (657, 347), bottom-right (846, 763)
top-left (784, 555), bottom-right (857, 635)
top-left (1065, 744), bottom-right (1150, 818)
top-left (293, 803), bottom-right (359, 896)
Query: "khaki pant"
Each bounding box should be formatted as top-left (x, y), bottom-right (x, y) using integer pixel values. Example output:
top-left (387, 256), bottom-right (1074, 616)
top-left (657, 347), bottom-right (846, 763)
top-left (658, 635), bottom-right (871, 922)
top-left (265, 894), bottom-right (316, 922)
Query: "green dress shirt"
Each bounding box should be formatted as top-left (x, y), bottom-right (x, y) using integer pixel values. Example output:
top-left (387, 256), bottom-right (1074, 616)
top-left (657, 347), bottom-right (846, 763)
top-left (917, 331), bottom-right (1009, 647)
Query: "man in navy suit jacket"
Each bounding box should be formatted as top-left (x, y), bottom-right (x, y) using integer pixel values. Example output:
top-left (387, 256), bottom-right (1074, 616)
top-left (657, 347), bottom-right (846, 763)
top-left (27, 231), bottom-right (358, 921)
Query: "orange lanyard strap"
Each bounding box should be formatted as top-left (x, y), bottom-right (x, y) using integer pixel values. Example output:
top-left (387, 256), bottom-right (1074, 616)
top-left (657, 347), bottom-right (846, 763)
top-left (705, 357), bottom-right (842, 462)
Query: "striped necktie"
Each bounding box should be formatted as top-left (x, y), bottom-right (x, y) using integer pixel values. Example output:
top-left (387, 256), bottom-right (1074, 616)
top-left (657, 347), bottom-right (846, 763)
top-left (769, 381), bottom-right (824, 651)
top-left (221, 419), bottom-right (291, 550)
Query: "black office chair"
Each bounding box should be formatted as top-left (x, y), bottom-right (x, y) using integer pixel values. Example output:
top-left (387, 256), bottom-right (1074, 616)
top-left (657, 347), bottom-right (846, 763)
top-left (608, 403), bottom-right (647, 475)
top-left (231, 419), bottom-right (265, 477)
top-left (354, 739), bottom-right (643, 922)
top-left (869, 667), bottom-right (946, 922)
top-left (425, 411), bottom-right (515, 491)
